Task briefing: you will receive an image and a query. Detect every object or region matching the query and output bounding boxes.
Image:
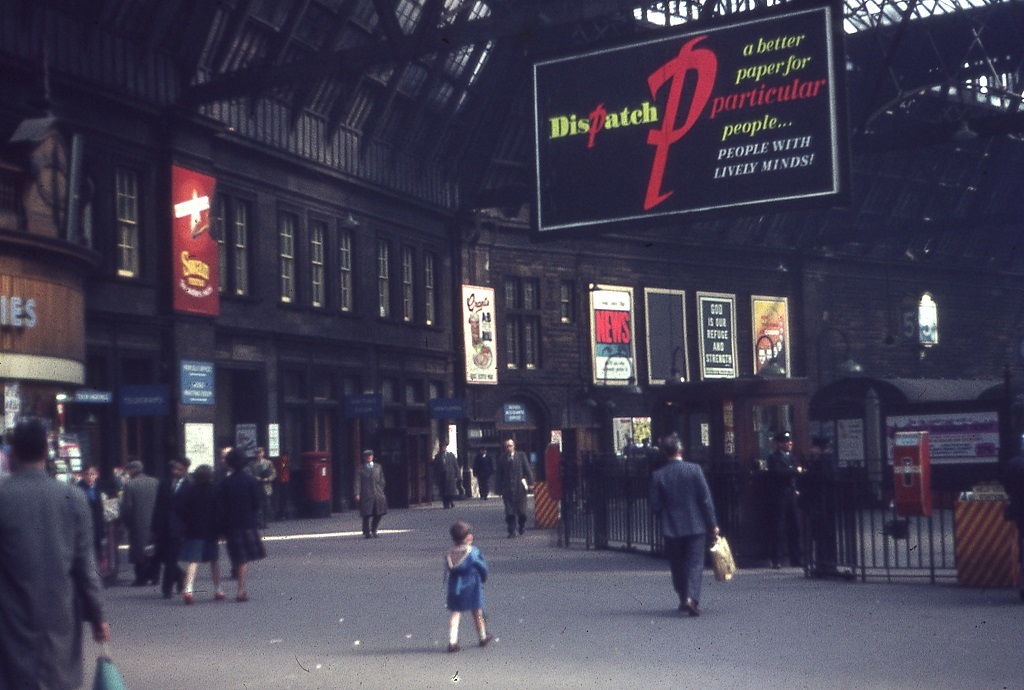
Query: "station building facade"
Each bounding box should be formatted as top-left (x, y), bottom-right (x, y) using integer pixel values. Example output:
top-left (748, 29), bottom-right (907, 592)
top-left (0, 10), bottom-right (459, 509)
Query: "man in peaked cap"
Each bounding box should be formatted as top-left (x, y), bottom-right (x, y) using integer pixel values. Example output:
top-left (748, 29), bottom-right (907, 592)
top-left (766, 430), bottom-right (804, 569)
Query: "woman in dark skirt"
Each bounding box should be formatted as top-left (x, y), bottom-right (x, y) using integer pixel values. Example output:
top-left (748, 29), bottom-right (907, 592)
top-left (219, 448), bottom-right (266, 601)
top-left (176, 464), bottom-right (224, 604)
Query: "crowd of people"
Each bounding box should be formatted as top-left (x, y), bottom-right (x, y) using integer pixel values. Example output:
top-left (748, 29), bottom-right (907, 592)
top-left (4, 418), bottom-right (1023, 687)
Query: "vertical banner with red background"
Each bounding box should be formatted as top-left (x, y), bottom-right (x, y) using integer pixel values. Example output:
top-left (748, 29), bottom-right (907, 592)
top-left (752, 295), bottom-right (790, 376)
top-left (171, 166), bottom-right (218, 316)
top-left (591, 285), bottom-right (636, 385)
top-left (533, 1), bottom-right (847, 234)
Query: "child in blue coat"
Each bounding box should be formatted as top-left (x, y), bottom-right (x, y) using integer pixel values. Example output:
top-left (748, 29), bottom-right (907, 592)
top-left (444, 521), bottom-right (492, 652)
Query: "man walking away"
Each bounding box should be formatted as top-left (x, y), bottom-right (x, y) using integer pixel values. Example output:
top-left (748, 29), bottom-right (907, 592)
top-left (650, 433), bottom-right (719, 617)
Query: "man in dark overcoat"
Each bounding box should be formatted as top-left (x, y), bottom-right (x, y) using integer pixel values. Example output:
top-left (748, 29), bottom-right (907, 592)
top-left (767, 431), bottom-right (803, 569)
top-left (435, 445), bottom-right (460, 508)
top-left (495, 438), bottom-right (534, 538)
top-left (356, 449), bottom-right (387, 538)
top-left (151, 457), bottom-right (191, 598)
top-left (650, 433), bottom-right (719, 616)
top-left (473, 447), bottom-right (494, 500)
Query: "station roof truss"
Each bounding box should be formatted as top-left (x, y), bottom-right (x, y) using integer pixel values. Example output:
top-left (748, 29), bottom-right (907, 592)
top-left (10, 0), bottom-right (1024, 267)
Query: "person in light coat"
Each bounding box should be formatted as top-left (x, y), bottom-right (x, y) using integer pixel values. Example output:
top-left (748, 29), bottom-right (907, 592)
top-left (120, 458), bottom-right (160, 586)
top-left (0, 418), bottom-right (111, 688)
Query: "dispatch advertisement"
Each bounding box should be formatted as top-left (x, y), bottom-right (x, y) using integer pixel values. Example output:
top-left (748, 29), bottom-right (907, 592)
top-left (462, 285), bottom-right (498, 385)
top-left (697, 292), bottom-right (737, 379)
top-left (533, 1), bottom-right (847, 233)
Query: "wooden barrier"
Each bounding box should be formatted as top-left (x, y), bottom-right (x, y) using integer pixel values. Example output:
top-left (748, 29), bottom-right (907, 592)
top-left (954, 501), bottom-right (1020, 588)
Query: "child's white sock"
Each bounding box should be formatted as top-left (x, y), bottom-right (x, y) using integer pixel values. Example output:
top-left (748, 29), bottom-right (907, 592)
top-left (449, 625), bottom-right (459, 646)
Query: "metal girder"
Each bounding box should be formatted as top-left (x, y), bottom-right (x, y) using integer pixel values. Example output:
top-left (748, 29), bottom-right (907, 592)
top-left (179, 0), bottom-right (641, 106)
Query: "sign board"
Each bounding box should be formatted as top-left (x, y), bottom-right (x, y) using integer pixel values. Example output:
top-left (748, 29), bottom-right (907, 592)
top-left (503, 403), bottom-right (527, 424)
top-left (267, 423), bottom-right (280, 458)
top-left (885, 411), bottom-right (999, 465)
top-left (73, 390), bottom-right (112, 404)
top-left (345, 394), bottom-right (382, 419)
top-left (180, 360), bottom-right (215, 405)
top-left (430, 397), bottom-right (467, 419)
top-left (533, 1), bottom-right (848, 233)
top-left (836, 418), bottom-right (864, 463)
top-left (119, 385), bottom-right (169, 417)
top-left (696, 292), bottom-right (737, 379)
top-left (462, 285), bottom-right (498, 385)
top-left (171, 165), bottom-right (219, 315)
top-left (590, 285), bottom-right (637, 385)
top-left (184, 423), bottom-right (215, 469)
top-left (234, 423), bottom-right (258, 458)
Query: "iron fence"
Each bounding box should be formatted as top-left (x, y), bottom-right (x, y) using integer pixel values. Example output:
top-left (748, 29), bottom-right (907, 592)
top-left (560, 455), bottom-right (966, 584)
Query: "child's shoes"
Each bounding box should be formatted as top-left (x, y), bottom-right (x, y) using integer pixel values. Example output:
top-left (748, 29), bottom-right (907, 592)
top-left (479, 635), bottom-right (493, 648)
top-left (447, 643), bottom-right (460, 653)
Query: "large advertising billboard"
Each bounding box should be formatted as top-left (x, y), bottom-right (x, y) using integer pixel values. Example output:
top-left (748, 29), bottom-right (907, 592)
top-left (533, 1), bottom-right (847, 233)
top-left (171, 166), bottom-right (219, 315)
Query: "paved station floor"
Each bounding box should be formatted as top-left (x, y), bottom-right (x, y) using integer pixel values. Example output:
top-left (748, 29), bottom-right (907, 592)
top-left (88, 497), bottom-right (1020, 689)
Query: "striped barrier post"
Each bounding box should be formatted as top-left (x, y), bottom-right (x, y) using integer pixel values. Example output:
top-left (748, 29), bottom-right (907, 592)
top-left (534, 481), bottom-right (559, 529)
top-left (954, 500), bottom-right (1021, 588)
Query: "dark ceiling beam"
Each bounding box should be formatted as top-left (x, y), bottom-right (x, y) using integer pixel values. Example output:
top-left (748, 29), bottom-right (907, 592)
top-left (180, 0), bottom-right (642, 106)
top-left (210, 0), bottom-right (254, 73)
top-left (850, 0), bottom-right (920, 140)
top-left (289, 3), bottom-right (355, 126)
top-left (856, 111), bottom-right (1024, 154)
top-left (370, 0), bottom-right (406, 45)
top-left (360, 0), bottom-right (447, 147)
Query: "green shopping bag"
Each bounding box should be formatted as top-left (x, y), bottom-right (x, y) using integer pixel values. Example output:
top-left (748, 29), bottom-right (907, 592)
top-left (93, 652), bottom-right (127, 690)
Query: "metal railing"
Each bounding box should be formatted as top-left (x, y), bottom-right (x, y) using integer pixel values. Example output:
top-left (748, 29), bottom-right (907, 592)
top-left (560, 455), bottom-right (967, 584)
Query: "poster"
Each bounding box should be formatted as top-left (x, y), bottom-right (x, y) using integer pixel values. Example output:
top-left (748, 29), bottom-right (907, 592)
top-left (235, 423), bottom-right (258, 458)
top-left (184, 423), bottom-right (215, 469)
top-left (171, 166), bottom-right (219, 315)
top-left (885, 411), bottom-right (999, 465)
top-left (267, 423), bottom-right (280, 458)
top-left (836, 418), bottom-right (864, 463)
top-left (645, 288), bottom-right (688, 384)
top-left (751, 295), bottom-right (790, 376)
top-left (696, 292), bottom-right (737, 379)
top-left (462, 285), bottom-right (498, 385)
top-left (533, 2), bottom-right (847, 232)
top-left (590, 285), bottom-right (637, 385)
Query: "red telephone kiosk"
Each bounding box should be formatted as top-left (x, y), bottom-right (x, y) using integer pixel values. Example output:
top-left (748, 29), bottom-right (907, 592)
top-left (892, 431), bottom-right (932, 517)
